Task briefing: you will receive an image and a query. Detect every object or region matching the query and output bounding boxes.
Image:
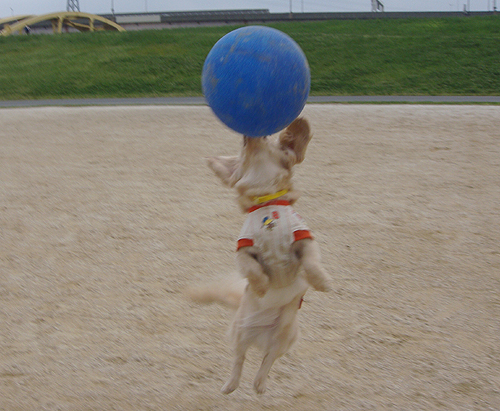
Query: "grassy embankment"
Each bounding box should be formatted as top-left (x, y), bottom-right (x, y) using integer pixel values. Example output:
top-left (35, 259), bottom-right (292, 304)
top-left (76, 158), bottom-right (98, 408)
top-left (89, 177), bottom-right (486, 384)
top-left (0, 15), bottom-right (499, 100)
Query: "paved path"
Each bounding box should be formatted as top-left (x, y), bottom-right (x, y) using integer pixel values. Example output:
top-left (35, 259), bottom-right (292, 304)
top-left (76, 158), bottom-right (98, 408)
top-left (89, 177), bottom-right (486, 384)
top-left (1, 95), bottom-right (499, 108)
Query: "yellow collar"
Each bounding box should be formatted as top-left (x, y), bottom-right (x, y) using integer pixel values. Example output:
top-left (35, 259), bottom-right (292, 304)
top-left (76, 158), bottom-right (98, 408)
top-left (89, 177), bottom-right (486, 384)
top-left (253, 189), bottom-right (288, 205)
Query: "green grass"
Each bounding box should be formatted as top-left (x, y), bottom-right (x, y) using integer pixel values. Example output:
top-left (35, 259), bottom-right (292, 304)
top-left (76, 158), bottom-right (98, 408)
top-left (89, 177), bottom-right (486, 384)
top-left (0, 16), bottom-right (499, 100)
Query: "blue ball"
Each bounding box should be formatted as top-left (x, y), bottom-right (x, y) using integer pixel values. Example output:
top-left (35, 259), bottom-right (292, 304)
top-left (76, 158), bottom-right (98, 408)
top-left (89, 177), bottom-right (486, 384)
top-left (202, 26), bottom-right (310, 137)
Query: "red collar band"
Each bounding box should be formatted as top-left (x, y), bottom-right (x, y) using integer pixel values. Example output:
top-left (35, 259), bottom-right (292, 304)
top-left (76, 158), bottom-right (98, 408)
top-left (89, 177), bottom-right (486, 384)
top-left (247, 200), bottom-right (291, 213)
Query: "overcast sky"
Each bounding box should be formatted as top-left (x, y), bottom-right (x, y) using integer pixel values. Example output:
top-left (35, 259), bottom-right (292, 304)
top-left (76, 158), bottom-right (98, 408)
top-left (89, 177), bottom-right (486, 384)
top-left (1, 0), bottom-right (494, 18)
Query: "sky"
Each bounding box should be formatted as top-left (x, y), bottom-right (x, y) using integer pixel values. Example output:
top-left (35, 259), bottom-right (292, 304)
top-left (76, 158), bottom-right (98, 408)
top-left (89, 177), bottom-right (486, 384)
top-left (1, 0), bottom-right (495, 18)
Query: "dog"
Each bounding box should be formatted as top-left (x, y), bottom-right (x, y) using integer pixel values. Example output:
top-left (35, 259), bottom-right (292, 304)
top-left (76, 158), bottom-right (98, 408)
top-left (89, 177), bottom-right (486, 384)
top-left (194, 118), bottom-right (331, 394)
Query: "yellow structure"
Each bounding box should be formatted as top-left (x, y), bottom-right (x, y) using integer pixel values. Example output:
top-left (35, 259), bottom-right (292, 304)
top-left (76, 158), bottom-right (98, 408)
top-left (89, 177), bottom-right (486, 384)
top-left (0, 15), bottom-right (35, 26)
top-left (1, 11), bottom-right (125, 36)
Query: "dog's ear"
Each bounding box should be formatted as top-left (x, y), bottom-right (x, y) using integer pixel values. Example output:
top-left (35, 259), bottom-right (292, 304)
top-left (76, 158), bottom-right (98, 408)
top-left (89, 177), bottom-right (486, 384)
top-left (206, 156), bottom-right (240, 187)
top-left (279, 118), bottom-right (312, 164)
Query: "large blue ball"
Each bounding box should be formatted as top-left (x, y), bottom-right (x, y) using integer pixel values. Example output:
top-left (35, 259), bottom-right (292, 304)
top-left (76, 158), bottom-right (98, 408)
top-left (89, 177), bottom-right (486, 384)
top-left (202, 26), bottom-right (310, 137)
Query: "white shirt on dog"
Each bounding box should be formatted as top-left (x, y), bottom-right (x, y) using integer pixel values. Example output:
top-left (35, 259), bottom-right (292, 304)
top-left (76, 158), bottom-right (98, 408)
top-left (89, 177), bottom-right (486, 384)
top-left (237, 201), bottom-right (312, 283)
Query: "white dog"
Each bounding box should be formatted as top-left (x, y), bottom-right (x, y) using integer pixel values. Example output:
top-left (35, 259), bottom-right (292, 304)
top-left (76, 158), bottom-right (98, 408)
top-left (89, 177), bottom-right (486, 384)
top-left (192, 118), bottom-right (331, 394)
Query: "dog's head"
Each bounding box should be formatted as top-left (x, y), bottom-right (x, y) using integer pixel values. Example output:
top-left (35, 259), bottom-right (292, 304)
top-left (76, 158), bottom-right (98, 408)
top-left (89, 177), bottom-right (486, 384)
top-left (207, 118), bottom-right (312, 211)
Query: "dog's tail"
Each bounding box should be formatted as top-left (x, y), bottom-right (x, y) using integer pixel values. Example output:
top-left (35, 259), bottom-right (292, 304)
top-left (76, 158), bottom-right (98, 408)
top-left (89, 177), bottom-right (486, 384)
top-left (185, 278), bottom-right (246, 310)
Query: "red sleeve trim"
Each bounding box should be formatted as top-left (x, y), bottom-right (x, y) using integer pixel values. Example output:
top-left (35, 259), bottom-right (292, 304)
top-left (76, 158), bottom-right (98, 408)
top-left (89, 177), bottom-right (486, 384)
top-left (237, 238), bottom-right (254, 251)
top-left (294, 230), bottom-right (313, 242)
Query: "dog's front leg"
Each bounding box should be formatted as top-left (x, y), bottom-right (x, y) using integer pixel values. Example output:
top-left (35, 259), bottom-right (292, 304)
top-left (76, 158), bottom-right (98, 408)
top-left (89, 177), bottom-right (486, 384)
top-left (293, 239), bottom-right (331, 292)
top-left (236, 247), bottom-right (270, 297)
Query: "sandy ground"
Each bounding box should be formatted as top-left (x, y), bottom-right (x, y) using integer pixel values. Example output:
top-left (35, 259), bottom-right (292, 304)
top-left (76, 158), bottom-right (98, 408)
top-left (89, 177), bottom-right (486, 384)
top-left (0, 104), bottom-right (499, 410)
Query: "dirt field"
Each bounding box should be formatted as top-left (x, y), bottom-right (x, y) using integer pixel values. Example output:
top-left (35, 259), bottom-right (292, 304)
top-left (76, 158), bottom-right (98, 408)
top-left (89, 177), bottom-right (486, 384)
top-left (1, 104), bottom-right (499, 410)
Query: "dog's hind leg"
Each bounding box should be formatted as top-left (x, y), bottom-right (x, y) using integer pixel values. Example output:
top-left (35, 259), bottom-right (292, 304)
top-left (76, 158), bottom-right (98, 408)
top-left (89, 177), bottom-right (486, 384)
top-left (253, 306), bottom-right (300, 394)
top-left (253, 346), bottom-right (281, 394)
top-left (221, 326), bottom-right (252, 394)
top-left (293, 239), bottom-right (331, 292)
top-left (221, 347), bottom-right (246, 394)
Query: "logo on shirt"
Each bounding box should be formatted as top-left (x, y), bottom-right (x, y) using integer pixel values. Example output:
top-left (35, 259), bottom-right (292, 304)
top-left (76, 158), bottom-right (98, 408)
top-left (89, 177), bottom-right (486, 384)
top-left (261, 211), bottom-right (280, 231)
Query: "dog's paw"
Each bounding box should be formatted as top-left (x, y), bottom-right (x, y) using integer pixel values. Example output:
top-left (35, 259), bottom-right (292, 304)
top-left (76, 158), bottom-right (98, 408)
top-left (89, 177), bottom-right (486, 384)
top-left (313, 280), bottom-right (333, 292)
top-left (221, 379), bottom-right (239, 395)
top-left (308, 276), bottom-right (333, 292)
top-left (305, 270), bottom-right (332, 293)
top-left (248, 275), bottom-right (270, 297)
top-left (251, 281), bottom-right (269, 297)
top-left (253, 377), bottom-right (267, 394)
